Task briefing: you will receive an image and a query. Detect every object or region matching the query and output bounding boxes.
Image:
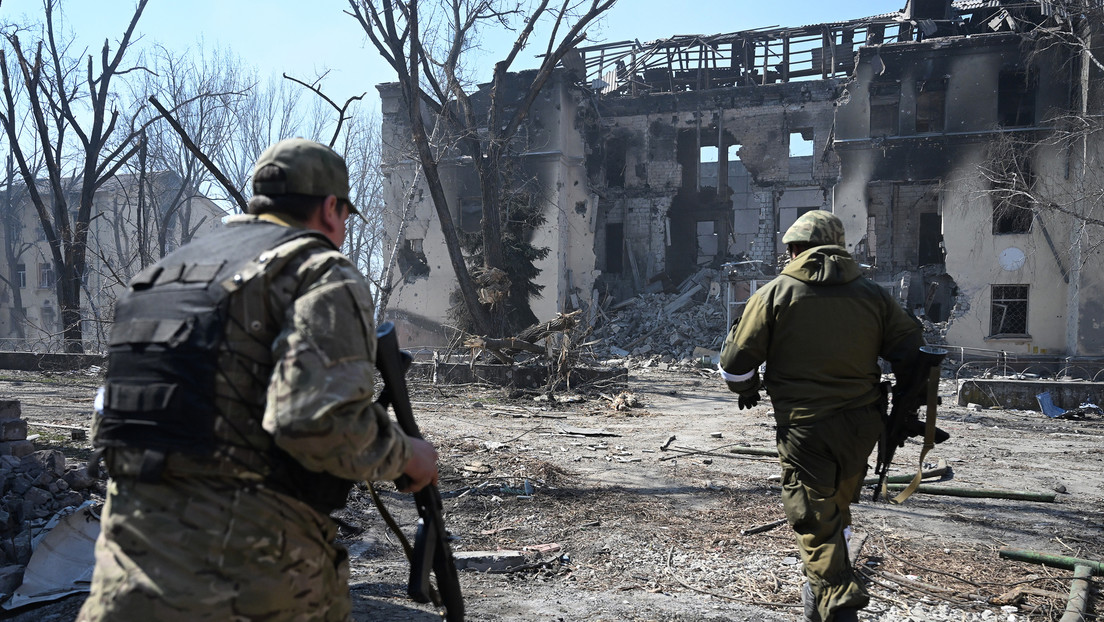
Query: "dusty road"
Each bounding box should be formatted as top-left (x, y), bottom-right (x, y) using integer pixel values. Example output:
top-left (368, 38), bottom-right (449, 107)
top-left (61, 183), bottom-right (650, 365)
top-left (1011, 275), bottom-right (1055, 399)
top-left (2, 365), bottom-right (1102, 621)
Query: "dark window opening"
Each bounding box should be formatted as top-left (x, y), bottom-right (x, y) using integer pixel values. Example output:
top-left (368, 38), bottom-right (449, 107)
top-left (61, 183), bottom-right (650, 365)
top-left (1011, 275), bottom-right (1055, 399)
top-left (998, 70), bottom-right (1036, 127)
top-left (605, 136), bottom-right (628, 187)
top-left (990, 284), bottom-right (1028, 336)
top-left (397, 238), bottom-right (430, 282)
top-left (992, 154), bottom-right (1034, 234)
top-left (460, 198), bottom-right (482, 233)
top-left (918, 212), bottom-right (944, 265)
top-left (915, 78), bottom-right (946, 133)
top-left (605, 223), bottom-right (624, 274)
top-left (870, 81), bottom-right (900, 136)
top-left (696, 220), bottom-right (718, 266)
top-left (993, 203), bottom-right (1033, 234)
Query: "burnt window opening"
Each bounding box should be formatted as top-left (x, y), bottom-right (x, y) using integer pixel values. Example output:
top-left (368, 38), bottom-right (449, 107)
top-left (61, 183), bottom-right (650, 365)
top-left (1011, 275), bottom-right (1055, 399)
top-left (990, 284), bottom-right (1029, 336)
top-left (459, 198), bottom-right (482, 233)
top-left (696, 220), bottom-right (718, 266)
top-left (998, 70), bottom-right (1036, 127)
top-left (397, 238), bottom-right (430, 283)
top-left (870, 81), bottom-right (900, 136)
top-left (915, 78), bottom-right (947, 133)
top-left (605, 223), bottom-right (624, 274)
top-left (605, 135), bottom-right (628, 187)
top-left (677, 129), bottom-right (701, 191)
top-left (992, 154), bottom-right (1034, 234)
top-left (918, 212), bottom-right (945, 265)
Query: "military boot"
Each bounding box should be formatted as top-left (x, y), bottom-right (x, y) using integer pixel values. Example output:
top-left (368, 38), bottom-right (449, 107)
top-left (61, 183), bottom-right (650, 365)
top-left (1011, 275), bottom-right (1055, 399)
top-left (802, 581), bottom-right (821, 622)
top-left (829, 607), bottom-right (861, 622)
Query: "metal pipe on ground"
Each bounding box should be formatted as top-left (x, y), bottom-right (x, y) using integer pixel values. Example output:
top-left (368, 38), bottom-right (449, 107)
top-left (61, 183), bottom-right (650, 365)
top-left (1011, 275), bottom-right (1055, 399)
top-left (998, 550), bottom-right (1100, 622)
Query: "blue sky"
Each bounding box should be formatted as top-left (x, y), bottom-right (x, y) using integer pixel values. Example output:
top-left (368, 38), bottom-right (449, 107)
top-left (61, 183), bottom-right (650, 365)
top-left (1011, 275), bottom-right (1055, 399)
top-left (2, 0), bottom-right (906, 107)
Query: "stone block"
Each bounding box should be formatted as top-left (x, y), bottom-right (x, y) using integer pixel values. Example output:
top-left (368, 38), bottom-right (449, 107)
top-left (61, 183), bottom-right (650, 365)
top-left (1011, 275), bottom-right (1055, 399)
top-left (63, 467), bottom-right (95, 491)
top-left (0, 401), bottom-right (19, 421)
top-left (0, 441), bottom-right (34, 459)
top-left (0, 564), bottom-right (24, 600)
top-left (452, 550), bottom-right (528, 572)
top-left (0, 420), bottom-right (27, 442)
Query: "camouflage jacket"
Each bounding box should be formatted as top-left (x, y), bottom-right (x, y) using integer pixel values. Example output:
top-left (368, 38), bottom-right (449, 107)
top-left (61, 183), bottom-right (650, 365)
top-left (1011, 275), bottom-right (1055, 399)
top-left (719, 244), bottom-right (923, 424)
top-left (104, 214), bottom-right (411, 487)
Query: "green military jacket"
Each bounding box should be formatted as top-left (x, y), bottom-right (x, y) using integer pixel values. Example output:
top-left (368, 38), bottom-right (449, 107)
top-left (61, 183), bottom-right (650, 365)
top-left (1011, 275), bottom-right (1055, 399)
top-left (719, 245), bottom-right (923, 424)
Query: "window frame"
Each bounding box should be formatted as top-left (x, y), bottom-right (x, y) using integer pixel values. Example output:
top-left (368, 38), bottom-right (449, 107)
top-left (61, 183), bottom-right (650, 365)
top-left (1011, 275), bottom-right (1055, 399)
top-left (989, 284), bottom-right (1030, 338)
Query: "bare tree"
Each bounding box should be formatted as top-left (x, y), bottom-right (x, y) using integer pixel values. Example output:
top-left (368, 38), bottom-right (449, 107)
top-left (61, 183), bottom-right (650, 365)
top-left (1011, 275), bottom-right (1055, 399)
top-left (0, 0), bottom-right (150, 352)
top-left (978, 2), bottom-right (1104, 261)
top-left (1, 154), bottom-right (34, 342)
top-left (347, 0), bottom-right (616, 337)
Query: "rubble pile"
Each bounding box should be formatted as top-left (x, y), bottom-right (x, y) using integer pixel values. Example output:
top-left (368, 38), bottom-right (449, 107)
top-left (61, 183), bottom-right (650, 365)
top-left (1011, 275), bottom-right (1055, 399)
top-left (0, 400), bottom-right (97, 593)
top-left (595, 286), bottom-right (727, 365)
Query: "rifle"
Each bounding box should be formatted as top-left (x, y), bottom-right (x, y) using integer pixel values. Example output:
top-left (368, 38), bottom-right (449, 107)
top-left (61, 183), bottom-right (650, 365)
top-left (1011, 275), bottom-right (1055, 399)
top-left (375, 321), bottom-right (464, 621)
top-left (873, 345), bottom-right (949, 503)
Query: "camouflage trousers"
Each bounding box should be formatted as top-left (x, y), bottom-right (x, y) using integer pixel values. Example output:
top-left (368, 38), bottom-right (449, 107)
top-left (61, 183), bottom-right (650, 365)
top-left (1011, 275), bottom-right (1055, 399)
top-left (776, 403), bottom-right (883, 622)
top-left (77, 475), bottom-right (352, 622)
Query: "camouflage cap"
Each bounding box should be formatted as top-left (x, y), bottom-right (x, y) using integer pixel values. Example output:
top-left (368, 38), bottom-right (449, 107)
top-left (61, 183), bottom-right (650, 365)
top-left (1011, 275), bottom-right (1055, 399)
top-left (782, 210), bottom-right (845, 246)
top-left (252, 138), bottom-right (357, 213)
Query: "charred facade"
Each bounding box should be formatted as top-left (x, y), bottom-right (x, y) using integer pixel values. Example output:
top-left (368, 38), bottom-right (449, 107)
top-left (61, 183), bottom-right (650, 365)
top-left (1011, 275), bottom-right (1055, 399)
top-left (379, 0), bottom-right (1104, 356)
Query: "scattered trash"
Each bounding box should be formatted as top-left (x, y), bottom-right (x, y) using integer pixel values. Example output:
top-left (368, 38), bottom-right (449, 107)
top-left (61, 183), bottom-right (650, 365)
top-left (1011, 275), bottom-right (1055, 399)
top-left (1036, 392), bottom-right (1103, 419)
top-left (2, 501), bottom-right (100, 610)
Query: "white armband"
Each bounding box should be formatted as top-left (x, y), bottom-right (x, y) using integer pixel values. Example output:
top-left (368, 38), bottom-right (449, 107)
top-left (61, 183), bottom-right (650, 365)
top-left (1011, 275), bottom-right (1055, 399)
top-left (717, 364), bottom-right (756, 383)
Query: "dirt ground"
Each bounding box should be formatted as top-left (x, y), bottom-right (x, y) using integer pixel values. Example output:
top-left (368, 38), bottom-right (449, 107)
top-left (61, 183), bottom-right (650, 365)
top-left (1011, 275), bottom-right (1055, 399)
top-left (1, 365), bottom-right (1102, 621)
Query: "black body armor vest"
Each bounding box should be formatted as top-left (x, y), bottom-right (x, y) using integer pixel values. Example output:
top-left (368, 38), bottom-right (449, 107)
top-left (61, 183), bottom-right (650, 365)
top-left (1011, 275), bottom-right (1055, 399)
top-left (97, 222), bottom-right (357, 513)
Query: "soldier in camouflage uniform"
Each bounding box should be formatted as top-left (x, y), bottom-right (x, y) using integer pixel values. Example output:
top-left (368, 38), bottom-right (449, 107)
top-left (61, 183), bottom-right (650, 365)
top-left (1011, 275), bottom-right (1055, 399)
top-left (718, 210), bottom-right (924, 622)
top-left (79, 138), bottom-right (439, 622)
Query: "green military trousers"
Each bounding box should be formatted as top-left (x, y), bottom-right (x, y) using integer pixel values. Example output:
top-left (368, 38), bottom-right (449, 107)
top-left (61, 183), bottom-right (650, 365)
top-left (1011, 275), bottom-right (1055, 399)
top-left (776, 404), bottom-right (883, 622)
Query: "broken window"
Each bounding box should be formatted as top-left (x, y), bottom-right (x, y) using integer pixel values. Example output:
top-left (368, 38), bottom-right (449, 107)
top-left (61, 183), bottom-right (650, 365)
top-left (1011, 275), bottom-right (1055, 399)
top-left (990, 284), bottom-right (1029, 336)
top-left (992, 152), bottom-right (1034, 234)
top-left (605, 223), bottom-right (624, 274)
top-left (397, 238), bottom-right (430, 282)
top-left (696, 220), bottom-right (718, 266)
top-left (606, 135), bottom-right (628, 187)
top-left (918, 212), bottom-right (944, 265)
top-left (869, 81), bottom-right (900, 136)
top-left (998, 70), bottom-right (1036, 127)
top-left (915, 78), bottom-right (946, 133)
top-left (789, 131), bottom-right (814, 157)
top-left (460, 198), bottom-right (482, 233)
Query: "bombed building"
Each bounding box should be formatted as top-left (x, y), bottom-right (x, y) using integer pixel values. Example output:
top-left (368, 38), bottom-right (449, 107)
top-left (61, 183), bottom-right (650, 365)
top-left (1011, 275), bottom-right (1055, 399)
top-left (378, 0), bottom-right (1104, 357)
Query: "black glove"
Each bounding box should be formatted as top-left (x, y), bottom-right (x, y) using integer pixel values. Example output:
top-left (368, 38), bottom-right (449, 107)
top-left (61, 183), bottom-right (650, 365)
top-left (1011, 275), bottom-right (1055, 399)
top-left (737, 390), bottom-right (760, 410)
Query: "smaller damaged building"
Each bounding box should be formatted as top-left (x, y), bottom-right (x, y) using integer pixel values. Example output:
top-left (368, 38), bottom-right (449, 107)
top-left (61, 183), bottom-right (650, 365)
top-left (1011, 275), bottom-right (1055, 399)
top-left (833, 0), bottom-right (1104, 356)
top-left (378, 0), bottom-right (1104, 357)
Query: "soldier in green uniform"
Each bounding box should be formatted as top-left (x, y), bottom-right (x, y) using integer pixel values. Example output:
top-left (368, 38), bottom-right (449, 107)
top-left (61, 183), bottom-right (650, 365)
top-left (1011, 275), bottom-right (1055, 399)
top-left (718, 210), bottom-right (923, 622)
top-left (79, 138), bottom-right (439, 621)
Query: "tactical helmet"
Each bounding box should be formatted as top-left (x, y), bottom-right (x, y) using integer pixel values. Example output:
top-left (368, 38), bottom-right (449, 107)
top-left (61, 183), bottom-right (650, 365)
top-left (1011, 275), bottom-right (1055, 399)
top-left (782, 210), bottom-right (845, 246)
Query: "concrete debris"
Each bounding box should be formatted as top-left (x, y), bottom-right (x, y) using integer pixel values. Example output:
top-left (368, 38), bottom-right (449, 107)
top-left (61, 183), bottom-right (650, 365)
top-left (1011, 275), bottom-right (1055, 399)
top-left (608, 392), bottom-right (641, 411)
top-left (0, 401), bottom-right (99, 605)
top-left (595, 270), bottom-right (726, 367)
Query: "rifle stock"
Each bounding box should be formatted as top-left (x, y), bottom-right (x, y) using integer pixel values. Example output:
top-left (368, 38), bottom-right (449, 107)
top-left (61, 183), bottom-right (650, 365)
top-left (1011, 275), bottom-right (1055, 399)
top-left (874, 346), bottom-right (949, 502)
top-left (375, 321), bottom-right (464, 622)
